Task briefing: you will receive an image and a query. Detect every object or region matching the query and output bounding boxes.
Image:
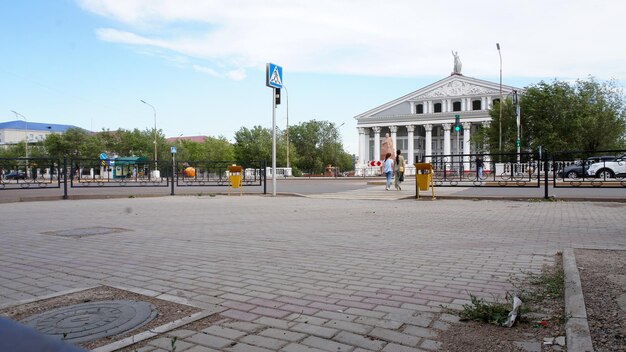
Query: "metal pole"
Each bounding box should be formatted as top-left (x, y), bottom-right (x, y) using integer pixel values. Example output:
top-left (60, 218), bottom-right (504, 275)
top-left (10, 110), bottom-right (28, 159)
top-left (497, 43), bottom-right (502, 153)
top-left (272, 88), bottom-right (277, 197)
top-left (170, 152), bottom-right (175, 196)
top-left (283, 85), bottom-right (289, 169)
top-left (515, 90), bottom-right (521, 163)
top-left (543, 152), bottom-right (550, 199)
top-left (63, 157), bottom-right (68, 199)
top-left (140, 100), bottom-right (157, 170)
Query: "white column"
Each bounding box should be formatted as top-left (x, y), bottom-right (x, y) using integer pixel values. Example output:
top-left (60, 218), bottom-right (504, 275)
top-left (463, 122), bottom-right (471, 171)
top-left (447, 99), bottom-right (452, 112)
top-left (358, 127), bottom-right (366, 166)
top-left (461, 99), bottom-right (466, 111)
top-left (426, 101), bottom-right (430, 114)
top-left (407, 125), bottom-right (415, 164)
top-left (482, 121), bottom-right (491, 169)
top-left (390, 126), bottom-right (398, 154)
top-left (481, 97), bottom-right (486, 110)
top-left (487, 96), bottom-right (493, 109)
top-left (373, 127), bottom-right (381, 161)
top-left (424, 124), bottom-right (432, 163)
top-left (443, 123), bottom-right (451, 157)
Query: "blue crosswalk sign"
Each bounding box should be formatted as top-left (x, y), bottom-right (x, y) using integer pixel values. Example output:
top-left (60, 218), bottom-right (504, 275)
top-left (266, 63), bottom-right (283, 89)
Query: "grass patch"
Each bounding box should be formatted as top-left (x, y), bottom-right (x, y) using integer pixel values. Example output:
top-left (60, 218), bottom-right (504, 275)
top-left (450, 253), bottom-right (565, 327)
top-left (458, 294), bottom-right (512, 325)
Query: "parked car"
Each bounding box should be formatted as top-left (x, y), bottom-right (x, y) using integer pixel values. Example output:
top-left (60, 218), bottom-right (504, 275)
top-left (559, 156), bottom-right (615, 179)
top-left (4, 171), bottom-right (26, 180)
top-left (586, 154), bottom-right (626, 179)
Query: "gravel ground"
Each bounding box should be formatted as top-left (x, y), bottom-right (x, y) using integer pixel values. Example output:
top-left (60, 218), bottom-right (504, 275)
top-left (576, 249), bottom-right (626, 352)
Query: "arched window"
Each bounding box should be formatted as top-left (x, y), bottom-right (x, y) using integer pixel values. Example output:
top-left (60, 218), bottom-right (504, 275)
top-left (434, 103), bottom-right (442, 113)
top-left (453, 101), bottom-right (461, 112)
top-left (493, 98), bottom-right (500, 105)
top-left (416, 104), bottom-right (424, 114)
top-left (472, 100), bottom-right (482, 110)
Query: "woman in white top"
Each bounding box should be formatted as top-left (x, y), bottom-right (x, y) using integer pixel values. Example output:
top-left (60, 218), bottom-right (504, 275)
top-left (383, 152), bottom-right (394, 190)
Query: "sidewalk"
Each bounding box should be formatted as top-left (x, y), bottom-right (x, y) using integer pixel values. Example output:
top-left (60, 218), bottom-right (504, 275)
top-left (1, 196), bottom-right (623, 350)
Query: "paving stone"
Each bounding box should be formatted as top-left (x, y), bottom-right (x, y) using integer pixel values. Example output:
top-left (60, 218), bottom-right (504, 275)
top-left (202, 325), bottom-right (248, 339)
top-left (254, 317), bottom-right (296, 329)
top-left (323, 319), bottom-right (374, 334)
top-left (302, 335), bottom-right (355, 352)
top-left (333, 331), bottom-right (386, 351)
top-left (292, 323), bottom-right (339, 339)
top-left (419, 339), bottom-right (442, 351)
top-left (220, 321), bottom-right (264, 332)
top-left (260, 328), bottom-right (307, 342)
top-left (382, 343), bottom-right (427, 352)
top-left (185, 346), bottom-right (221, 352)
top-left (403, 325), bottom-right (437, 338)
top-left (225, 342), bottom-right (274, 352)
top-left (221, 309), bottom-right (261, 322)
top-left (281, 343), bottom-right (329, 352)
top-left (369, 327), bottom-right (421, 347)
top-left (149, 337), bottom-right (194, 351)
top-left (240, 334), bottom-right (290, 349)
top-left (186, 333), bottom-right (234, 349)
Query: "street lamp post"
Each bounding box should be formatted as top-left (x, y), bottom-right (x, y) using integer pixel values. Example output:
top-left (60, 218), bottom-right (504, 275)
top-left (10, 110), bottom-right (28, 159)
top-left (496, 43), bottom-right (503, 152)
top-left (283, 85), bottom-right (290, 169)
top-left (140, 100), bottom-right (158, 171)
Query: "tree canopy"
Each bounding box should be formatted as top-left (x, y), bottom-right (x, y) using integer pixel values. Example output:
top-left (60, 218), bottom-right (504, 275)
top-left (478, 78), bottom-right (626, 154)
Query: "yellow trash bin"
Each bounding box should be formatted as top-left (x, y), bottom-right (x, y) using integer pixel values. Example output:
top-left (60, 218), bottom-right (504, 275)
top-left (414, 163), bottom-right (435, 199)
top-left (228, 165), bottom-right (243, 196)
top-left (417, 173), bottom-right (431, 191)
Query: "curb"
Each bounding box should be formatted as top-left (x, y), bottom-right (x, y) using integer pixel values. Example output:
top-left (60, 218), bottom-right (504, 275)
top-left (562, 248), bottom-right (594, 351)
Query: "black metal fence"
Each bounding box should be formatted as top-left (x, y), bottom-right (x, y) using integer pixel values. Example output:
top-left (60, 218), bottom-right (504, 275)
top-left (425, 152), bottom-right (542, 187)
top-left (70, 158), bottom-right (169, 188)
top-left (0, 157), bottom-right (61, 190)
top-left (551, 149), bottom-right (626, 188)
top-left (174, 160), bottom-right (265, 187)
top-left (0, 157), bottom-right (267, 196)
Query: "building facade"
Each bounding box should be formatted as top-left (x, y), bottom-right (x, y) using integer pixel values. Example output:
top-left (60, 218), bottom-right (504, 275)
top-left (354, 73), bottom-right (520, 174)
top-left (0, 120), bottom-right (78, 147)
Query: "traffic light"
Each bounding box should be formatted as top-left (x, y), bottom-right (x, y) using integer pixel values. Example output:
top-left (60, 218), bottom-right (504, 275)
top-left (454, 114), bottom-right (461, 132)
top-left (275, 88), bottom-right (281, 105)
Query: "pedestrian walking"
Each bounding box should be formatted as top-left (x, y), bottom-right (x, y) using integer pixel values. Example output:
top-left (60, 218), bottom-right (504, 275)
top-left (476, 156), bottom-right (484, 179)
top-left (383, 152), bottom-right (394, 190)
top-left (394, 149), bottom-right (405, 190)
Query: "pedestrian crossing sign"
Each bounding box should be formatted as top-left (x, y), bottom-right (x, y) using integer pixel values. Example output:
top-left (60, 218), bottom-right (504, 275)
top-left (266, 63), bottom-right (283, 89)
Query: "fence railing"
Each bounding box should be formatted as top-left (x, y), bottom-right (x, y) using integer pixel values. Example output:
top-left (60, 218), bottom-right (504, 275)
top-left (0, 157), bottom-right (62, 189)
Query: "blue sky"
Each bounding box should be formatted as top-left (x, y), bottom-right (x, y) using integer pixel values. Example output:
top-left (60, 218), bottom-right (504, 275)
top-left (2, 0), bottom-right (625, 155)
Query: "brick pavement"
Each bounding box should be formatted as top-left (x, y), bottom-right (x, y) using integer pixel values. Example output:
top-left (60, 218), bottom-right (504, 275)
top-left (1, 196), bottom-right (626, 351)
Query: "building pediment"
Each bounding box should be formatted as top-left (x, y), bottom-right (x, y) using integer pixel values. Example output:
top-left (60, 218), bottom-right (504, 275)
top-left (412, 78), bottom-right (500, 100)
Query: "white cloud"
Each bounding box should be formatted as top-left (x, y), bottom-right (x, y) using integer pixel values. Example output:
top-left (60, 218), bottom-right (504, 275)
top-left (79, 0), bottom-right (626, 81)
top-left (192, 65), bottom-right (220, 77)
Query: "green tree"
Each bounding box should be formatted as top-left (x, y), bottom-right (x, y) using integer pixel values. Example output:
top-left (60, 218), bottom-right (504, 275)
top-left (43, 128), bottom-right (91, 159)
top-left (234, 126), bottom-right (288, 165)
top-left (289, 120), bottom-right (352, 174)
top-left (478, 78), bottom-right (626, 154)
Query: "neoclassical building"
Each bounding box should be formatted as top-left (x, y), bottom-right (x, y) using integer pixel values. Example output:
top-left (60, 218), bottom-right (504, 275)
top-left (355, 67), bottom-right (519, 173)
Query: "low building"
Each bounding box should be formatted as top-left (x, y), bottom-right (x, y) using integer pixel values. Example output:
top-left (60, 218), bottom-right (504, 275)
top-left (0, 120), bottom-right (80, 147)
top-left (354, 55), bottom-right (521, 174)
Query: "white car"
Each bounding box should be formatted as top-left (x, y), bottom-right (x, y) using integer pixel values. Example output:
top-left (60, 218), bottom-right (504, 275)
top-left (586, 154), bottom-right (626, 179)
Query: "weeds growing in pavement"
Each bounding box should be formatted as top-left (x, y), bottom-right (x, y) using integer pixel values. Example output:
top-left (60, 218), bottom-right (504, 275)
top-left (445, 253), bottom-right (565, 327)
top-left (458, 293), bottom-right (512, 325)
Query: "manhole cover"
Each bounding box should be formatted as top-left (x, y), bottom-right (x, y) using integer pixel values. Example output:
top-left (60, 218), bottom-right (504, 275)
top-left (42, 227), bottom-right (131, 238)
top-left (20, 300), bottom-right (157, 344)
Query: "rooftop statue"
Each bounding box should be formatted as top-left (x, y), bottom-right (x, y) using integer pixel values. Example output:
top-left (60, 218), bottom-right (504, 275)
top-left (452, 50), bottom-right (462, 75)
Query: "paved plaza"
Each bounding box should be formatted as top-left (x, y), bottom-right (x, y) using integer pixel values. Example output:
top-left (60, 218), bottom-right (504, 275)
top-left (1, 196), bottom-right (626, 351)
